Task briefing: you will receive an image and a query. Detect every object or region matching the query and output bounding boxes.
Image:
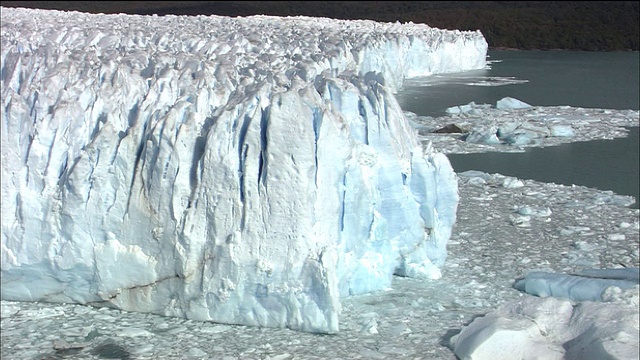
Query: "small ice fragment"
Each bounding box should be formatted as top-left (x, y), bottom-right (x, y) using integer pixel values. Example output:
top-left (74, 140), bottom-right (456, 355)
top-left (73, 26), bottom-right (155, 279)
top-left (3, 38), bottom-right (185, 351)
top-left (187, 348), bottom-right (208, 357)
top-left (550, 125), bottom-right (574, 137)
top-left (510, 214), bottom-right (530, 226)
top-left (502, 177), bottom-right (524, 188)
top-left (496, 97), bottom-right (532, 110)
top-left (115, 328), bottom-right (153, 337)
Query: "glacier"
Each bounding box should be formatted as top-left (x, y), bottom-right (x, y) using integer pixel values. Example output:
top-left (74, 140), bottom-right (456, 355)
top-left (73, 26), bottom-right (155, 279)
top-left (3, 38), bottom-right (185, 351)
top-left (0, 7), bottom-right (487, 333)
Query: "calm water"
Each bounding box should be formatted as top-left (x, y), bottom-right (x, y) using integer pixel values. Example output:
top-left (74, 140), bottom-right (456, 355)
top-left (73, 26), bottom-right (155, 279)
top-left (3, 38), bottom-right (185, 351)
top-left (397, 50), bottom-right (640, 207)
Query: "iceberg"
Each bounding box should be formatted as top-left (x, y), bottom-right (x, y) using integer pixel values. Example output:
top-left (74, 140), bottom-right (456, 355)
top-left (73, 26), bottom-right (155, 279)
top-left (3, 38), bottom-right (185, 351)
top-left (0, 7), bottom-right (487, 333)
top-left (451, 295), bottom-right (640, 360)
top-left (514, 268), bottom-right (640, 302)
top-left (495, 96), bottom-right (532, 110)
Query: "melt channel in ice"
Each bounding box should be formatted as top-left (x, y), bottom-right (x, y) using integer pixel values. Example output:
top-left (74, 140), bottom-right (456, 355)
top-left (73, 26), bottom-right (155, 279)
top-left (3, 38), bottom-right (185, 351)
top-left (0, 7), bottom-right (487, 333)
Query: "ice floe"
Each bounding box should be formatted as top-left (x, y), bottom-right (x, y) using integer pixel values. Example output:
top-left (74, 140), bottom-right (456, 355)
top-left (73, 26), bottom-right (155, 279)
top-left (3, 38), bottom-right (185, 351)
top-left (408, 97), bottom-right (639, 154)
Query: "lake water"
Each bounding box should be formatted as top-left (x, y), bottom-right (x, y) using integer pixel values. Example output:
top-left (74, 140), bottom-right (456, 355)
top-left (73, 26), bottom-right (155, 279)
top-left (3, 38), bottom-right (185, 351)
top-left (396, 50), bottom-right (640, 207)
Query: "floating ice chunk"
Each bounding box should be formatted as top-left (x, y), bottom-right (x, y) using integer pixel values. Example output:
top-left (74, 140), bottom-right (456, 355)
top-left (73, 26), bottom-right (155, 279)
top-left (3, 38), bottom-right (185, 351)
top-left (451, 297), bottom-right (568, 360)
top-left (601, 285), bottom-right (640, 306)
top-left (590, 192), bottom-right (637, 207)
top-left (549, 125), bottom-right (575, 137)
top-left (576, 268), bottom-right (640, 283)
top-left (464, 129), bottom-right (501, 145)
top-left (514, 268), bottom-right (640, 302)
top-left (495, 97), bottom-right (532, 110)
top-left (515, 205), bottom-right (551, 217)
top-left (446, 102), bottom-right (477, 115)
top-left (509, 214), bottom-right (531, 227)
top-left (563, 192), bottom-right (637, 208)
top-left (560, 225), bottom-right (591, 235)
top-left (0, 304), bottom-right (22, 318)
top-left (187, 348), bottom-right (208, 357)
top-left (397, 260), bottom-right (443, 280)
top-left (458, 170), bottom-right (492, 180)
top-left (357, 312), bottom-right (379, 334)
top-left (115, 328), bottom-right (153, 338)
top-left (496, 121), bottom-right (522, 138)
top-left (457, 170), bottom-right (493, 186)
top-left (502, 177), bottom-right (524, 188)
top-left (501, 131), bottom-right (537, 145)
top-left (560, 252), bottom-right (601, 268)
top-left (607, 233), bottom-right (626, 241)
top-left (451, 296), bottom-right (640, 360)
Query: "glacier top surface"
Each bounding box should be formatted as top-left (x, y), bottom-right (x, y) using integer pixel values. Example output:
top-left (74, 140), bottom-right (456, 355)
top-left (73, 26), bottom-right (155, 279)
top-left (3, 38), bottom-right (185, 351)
top-left (1, 6), bottom-right (485, 92)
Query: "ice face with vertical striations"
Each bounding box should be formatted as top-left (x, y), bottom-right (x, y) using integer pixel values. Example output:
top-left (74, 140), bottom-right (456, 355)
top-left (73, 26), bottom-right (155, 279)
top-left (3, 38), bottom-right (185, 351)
top-left (0, 7), bottom-right (487, 333)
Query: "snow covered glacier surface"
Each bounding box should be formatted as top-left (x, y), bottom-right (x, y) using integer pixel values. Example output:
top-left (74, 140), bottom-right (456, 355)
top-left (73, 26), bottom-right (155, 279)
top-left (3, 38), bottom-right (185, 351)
top-left (0, 8), bottom-right (487, 333)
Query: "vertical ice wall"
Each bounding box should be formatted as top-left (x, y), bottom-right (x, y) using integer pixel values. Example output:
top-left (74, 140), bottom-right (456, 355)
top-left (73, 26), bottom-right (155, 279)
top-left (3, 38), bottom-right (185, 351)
top-left (1, 7), bottom-right (487, 333)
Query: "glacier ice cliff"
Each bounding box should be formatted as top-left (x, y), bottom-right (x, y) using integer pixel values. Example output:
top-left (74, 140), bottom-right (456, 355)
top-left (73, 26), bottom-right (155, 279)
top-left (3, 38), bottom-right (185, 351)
top-left (0, 7), bottom-right (487, 333)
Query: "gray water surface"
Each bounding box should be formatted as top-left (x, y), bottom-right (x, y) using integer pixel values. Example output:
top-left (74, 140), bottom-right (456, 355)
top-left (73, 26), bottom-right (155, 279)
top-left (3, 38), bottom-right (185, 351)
top-left (398, 50), bottom-right (640, 117)
top-left (396, 50), bottom-right (640, 207)
top-left (447, 127), bottom-right (639, 208)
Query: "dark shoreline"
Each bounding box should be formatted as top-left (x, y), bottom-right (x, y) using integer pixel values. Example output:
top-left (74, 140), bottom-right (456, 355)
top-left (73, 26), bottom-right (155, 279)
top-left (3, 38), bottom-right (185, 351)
top-left (489, 47), bottom-right (640, 52)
